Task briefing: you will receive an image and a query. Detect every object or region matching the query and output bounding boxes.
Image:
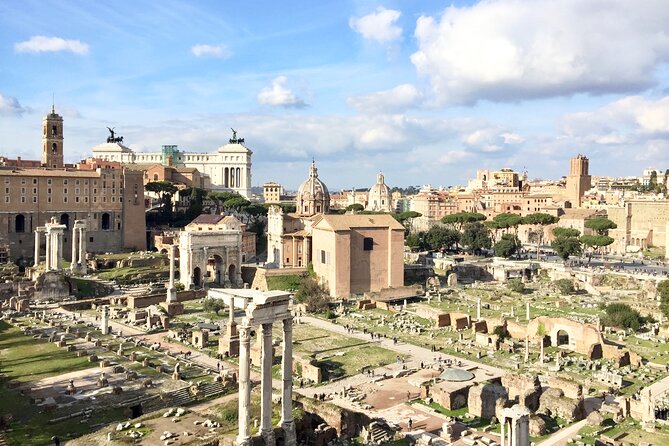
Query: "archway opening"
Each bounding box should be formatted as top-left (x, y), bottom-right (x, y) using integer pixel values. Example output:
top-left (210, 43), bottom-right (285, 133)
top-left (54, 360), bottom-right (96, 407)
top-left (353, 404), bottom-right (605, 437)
top-left (193, 267), bottom-right (201, 288)
top-left (207, 254), bottom-right (224, 286)
top-left (60, 213), bottom-right (70, 229)
top-left (15, 214), bottom-right (25, 233)
top-left (101, 213), bottom-right (110, 230)
top-left (556, 330), bottom-right (569, 347)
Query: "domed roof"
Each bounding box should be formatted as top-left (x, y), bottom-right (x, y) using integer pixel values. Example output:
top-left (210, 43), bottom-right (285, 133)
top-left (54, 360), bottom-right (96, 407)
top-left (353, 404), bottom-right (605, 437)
top-left (297, 160), bottom-right (329, 199)
top-left (369, 172), bottom-right (390, 196)
top-left (439, 368), bottom-right (475, 382)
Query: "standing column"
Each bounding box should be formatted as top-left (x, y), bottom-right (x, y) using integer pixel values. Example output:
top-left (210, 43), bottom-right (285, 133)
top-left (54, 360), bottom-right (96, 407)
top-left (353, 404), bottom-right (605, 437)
top-left (291, 237), bottom-right (297, 267)
top-left (34, 228), bottom-right (42, 266)
top-left (260, 323), bottom-right (275, 446)
top-left (500, 417), bottom-right (506, 446)
top-left (236, 325), bottom-right (252, 446)
top-left (476, 298), bottom-right (481, 320)
top-left (70, 225), bottom-right (79, 271)
top-left (79, 227), bottom-right (87, 271)
top-left (167, 244), bottom-right (177, 302)
top-left (281, 317), bottom-right (296, 446)
top-left (57, 232), bottom-right (64, 270)
top-left (45, 230), bottom-right (52, 271)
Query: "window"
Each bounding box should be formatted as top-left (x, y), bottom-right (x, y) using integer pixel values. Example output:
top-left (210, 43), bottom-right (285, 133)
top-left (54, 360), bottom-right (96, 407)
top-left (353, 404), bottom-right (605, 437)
top-left (363, 237), bottom-right (374, 251)
top-left (32, 178), bottom-right (37, 185)
top-left (32, 188), bottom-right (37, 194)
top-left (76, 179), bottom-right (80, 185)
top-left (47, 188), bottom-right (52, 194)
top-left (47, 179), bottom-right (52, 185)
top-left (4, 188), bottom-right (8, 194)
top-left (64, 197), bottom-right (68, 203)
top-left (21, 178), bottom-right (26, 185)
top-left (33, 196), bottom-right (37, 204)
top-left (63, 179), bottom-right (68, 185)
top-left (21, 197), bottom-right (25, 203)
top-left (64, 188), bottom-right (68, 194)
top-left (101, 213), bottom-right (110, 230)
top-left (89, 237), bottom-right (94, 243)
top-left (21, 187), bottom-right (25, 194)
top-left (4, 197), bottom-right (8, 203)
top-left (320, 250), bottom-right (326, 264)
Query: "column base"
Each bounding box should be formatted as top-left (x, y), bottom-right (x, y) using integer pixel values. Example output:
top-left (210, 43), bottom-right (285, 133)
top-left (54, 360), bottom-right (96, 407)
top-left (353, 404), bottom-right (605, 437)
top-left (261, 428), bottom-right (276, 446)
top-left (160, 301), bottom-right (184, 316)
top-left (235, 435), bottom-right (252, 446)
top-left (281, 420), bottom-right (297, 446)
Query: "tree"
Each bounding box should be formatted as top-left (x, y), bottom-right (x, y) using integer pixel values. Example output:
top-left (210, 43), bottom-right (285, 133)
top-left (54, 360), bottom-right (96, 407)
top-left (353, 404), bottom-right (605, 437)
top-left (405, 233), bottom-right (424, 251)
top-left (460, 222), bottom-right (492, 255)
top-left (494, 234), bottom-right (521, 258)
top-left (507, 278), bottom-right (525, 294)
top-left (658, 280), bottom-right (669, 319)
top-left (396, 211), bottom-right (422, 234)
top-left (145, 181), bottom-right (178, 219)
top-left (493, 213), bottom-right (523, 234)
top-left (580, 234), bottom-right (614, 260)
top-left (203, 298), bottom-right (225, 315)
top-left (425, 226), bottom-right (460, 252)
top-left (294, 277), bottom-right (330, 313)
top-left (551, 235), bottom-right (582, 262)
top-left (183, 187), bottom-right (206, 221)
top-left (584, 217), bottom-right (617, 235)
top-left (346, 203), bottom-right (365, 212)
top-left (553, 278), bottom-right (575, 294)
top-left (522, 213), bottom-right (559, 260)
top-left (441, 212), bottom-right (486, 231)
top-left (602, 303), bottom-right (641, 331)
top-left (552, 227), bottom-right (581, 238)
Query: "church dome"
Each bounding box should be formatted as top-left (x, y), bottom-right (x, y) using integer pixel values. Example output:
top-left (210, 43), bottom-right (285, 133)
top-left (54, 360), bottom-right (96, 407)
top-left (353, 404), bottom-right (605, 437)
top-left (367, 172), bottom-right (392, 212)
top-left (296, 161), bottom-right (330, 216)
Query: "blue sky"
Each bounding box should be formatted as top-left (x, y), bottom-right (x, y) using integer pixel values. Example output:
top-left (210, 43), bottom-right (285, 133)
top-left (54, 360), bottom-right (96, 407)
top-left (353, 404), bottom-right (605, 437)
top-left (1, 0), bottom-right (669, 190)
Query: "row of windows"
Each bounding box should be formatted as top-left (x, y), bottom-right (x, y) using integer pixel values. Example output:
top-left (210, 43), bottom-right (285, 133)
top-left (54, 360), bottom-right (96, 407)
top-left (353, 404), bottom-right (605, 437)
top-left (13, 212), bottom-right (114, 233)
top-left (4, 195), bottom-right (123, 204)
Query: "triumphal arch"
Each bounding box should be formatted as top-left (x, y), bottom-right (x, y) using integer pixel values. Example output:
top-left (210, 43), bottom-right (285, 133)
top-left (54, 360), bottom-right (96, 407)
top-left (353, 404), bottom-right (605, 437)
top-left (179, 214), bottom-right (244, 289)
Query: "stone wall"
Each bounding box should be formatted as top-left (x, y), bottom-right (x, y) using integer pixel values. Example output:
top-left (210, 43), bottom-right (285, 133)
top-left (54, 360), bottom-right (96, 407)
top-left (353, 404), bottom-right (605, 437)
top-left (467, 382), bottom-right (507, 419)
top-left (294, 394), bottom-right (371, 438)
top-left (431, 383), bottom-right (472, 410)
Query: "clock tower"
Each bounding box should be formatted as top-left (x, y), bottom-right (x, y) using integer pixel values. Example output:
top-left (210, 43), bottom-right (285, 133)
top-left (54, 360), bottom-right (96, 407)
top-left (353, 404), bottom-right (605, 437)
top-left (42, 104), bottom-right (64, 168)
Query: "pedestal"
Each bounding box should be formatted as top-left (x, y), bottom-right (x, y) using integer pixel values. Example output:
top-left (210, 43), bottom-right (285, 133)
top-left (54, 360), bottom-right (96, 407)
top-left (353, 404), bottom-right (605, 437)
top-left (160, 301), bottom-right (184, 316)
top-left (218, 321), bottom-right (240, 356)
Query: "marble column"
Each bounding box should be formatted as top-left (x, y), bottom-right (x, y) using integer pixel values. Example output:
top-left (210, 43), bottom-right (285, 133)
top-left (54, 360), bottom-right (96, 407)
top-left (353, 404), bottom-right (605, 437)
top-left (70, 225), bottom-right (79, 271)
top-left (101, 306), bottom-right (109, 335)
top-left (261, 323), bottom-right (275, 446)
top-left (281, 317), bottom-right (296, 446)
top-left (57, 232), bottom-right (64, 270)
top-left (539, 340), bottom-right (545, 364)
top-left (476, 298), bottom-right (481, 320)
top-left (236, 325), bottom-right (252, 446)
top-left (79, 226), bottom-right (87, 273)
top-left (45, 230), bottom-right (52, 271)
top-left (167, 245), bottom-right (177, 302)
top-left (34, 228), bottom-right (42, 266)
top-left (291, 237), bottom-right (297, 267)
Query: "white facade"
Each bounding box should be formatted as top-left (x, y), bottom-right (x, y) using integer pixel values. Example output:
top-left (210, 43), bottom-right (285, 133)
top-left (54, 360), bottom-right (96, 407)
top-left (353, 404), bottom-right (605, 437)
top-left (91, 140), bottom-right (253, 198)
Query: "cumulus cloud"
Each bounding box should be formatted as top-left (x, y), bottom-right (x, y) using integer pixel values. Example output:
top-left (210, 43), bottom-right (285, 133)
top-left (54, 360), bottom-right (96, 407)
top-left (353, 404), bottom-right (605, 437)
top-left (347, 84), bottom-right (422, 113)
top-left (410, 0), bottom-right (669, 104)
top-left (0, 93), bottom-right (31, 116)
top-left (257, 76), bottom-right (307, 108)
top-left (191, 43), bottom-right (232, 58)
top-left (15, 36), bottom-right (89, 55)
top-left (349, 7), bottom-right (402, 43)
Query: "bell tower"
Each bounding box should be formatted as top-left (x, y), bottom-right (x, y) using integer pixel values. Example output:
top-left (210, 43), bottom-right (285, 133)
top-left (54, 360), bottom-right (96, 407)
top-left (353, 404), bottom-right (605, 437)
top-left (42, 104), bottom-right (64, 168)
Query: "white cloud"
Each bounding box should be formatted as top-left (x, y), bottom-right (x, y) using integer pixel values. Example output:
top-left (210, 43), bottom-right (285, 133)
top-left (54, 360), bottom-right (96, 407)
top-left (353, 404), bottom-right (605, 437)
top-left (14, 36), bottom-right (89, 55)
top-left (191, 43), bottom-right (232, 58)
top-left (257, 76), bottom-right (307, 108)
top-left (349, 7), bottom-right (402, 43)
top-left (439, 150), bottom-right (472, 165)
top-left (347, 84), bottom-right (421, 113)
top-left (410, 0), bottom-right (669, 104)
top-left (0, 93), bottom-right (31, 116)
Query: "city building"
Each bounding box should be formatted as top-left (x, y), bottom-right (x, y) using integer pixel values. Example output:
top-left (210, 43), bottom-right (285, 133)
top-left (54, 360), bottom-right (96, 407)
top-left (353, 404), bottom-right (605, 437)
top-left (0, 107), bottom-right (146, 263)
top-left (266, 161), bottom-right (330, 268)
top-left (263, 181), bottom-right (284, 204)
top-left (91, 130), bottom-right (252, 197)
top-left (311, 214), bottom-right (405, 298)
top-left (565, 154), bottom-right (592, 207)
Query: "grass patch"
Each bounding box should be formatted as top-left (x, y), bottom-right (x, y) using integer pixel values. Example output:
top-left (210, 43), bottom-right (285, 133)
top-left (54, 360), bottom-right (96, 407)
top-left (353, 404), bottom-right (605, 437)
top-left (266, 274), bottom-right (304, 291)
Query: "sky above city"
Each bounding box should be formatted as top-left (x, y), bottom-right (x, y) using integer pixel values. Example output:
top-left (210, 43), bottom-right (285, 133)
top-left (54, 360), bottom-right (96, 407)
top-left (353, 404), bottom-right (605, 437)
top-left (1, 0), bottom-right (669, 191)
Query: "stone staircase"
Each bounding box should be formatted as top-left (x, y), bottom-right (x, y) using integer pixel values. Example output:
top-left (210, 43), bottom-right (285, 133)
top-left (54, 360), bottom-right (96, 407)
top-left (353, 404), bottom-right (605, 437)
top-left (0, 431), bottom-right (7, 446)
top-left (140, 381), bottom-right (227, 414)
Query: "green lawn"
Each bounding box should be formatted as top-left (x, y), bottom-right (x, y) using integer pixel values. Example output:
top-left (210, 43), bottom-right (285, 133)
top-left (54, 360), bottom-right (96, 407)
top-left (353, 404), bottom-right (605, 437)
top-left (275, 324), bottom-right (402, 380)
top-left (0, 320), bottom-right (92, 383)
top-left (266, 274), bottom-right (304, 291)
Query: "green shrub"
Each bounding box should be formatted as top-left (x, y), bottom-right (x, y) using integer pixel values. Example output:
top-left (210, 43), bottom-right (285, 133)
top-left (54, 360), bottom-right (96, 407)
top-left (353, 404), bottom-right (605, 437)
top-left (553, 278), bottom-right (575, 295)
top-left (507, 278), bottom-right (525, 293)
